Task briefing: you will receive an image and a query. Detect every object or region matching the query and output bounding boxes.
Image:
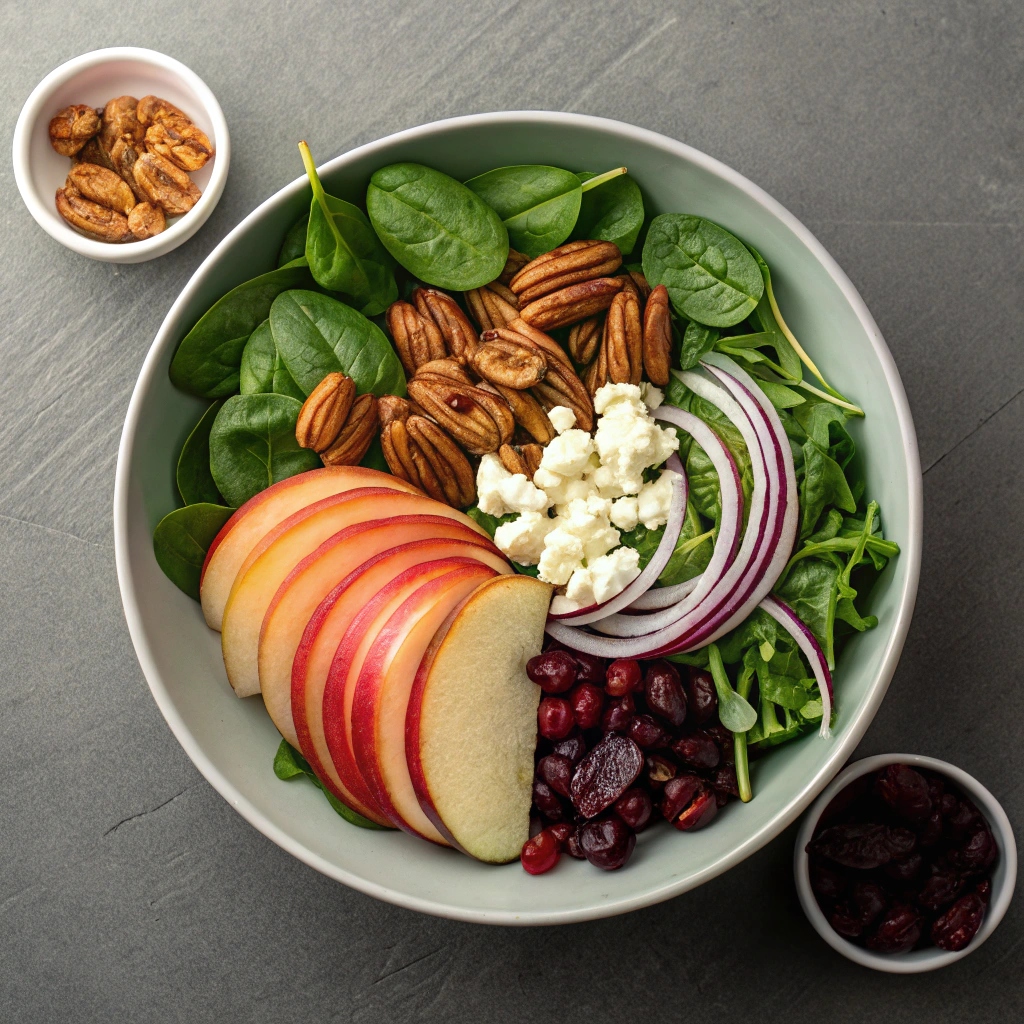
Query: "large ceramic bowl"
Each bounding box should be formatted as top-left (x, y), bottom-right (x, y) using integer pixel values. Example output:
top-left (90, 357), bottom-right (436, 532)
top-left (114, 112), bottom-right (922, 925)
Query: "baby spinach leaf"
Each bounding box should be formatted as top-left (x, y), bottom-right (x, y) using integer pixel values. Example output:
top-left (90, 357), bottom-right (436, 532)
top-left (756, 379), bottom-right (805, 410)
top-left (273, 740), bottom-right (386, 829)
top-left (775, 557), bottom-right (841, 666)
top-left (152, 503), bottom-right (234, 601)
top-left (800, 439), bottom-right (857, 537)
top-left (176, 401), bottom-right (225, 506)
top-left (679, 321), bottom-right (720, 369)
top-left (209, 394), bottom-right (322, 508)
top-left (366, 163), bottom-right (508, 290)
top-left (795, 400), bottom-right (855, 468)
top-left (269, 290), bottom-right (406, 398)
top-left (239, 320), bottom-right (304, 400)
top-left (169, 261), bottom-right (314, 398)
top-left (572, 170), bottom-right (645, 255)
top-left (277, 215), bottom-right (309, 268)
top-left (642, 214), bottom-right (764, 327)
top-left (299, 142), bottom-right (398, 316)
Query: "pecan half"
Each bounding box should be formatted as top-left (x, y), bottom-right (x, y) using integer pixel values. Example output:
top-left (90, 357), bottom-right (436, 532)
top-left (478, 382), bottom-right (555, 445)
top-left (408, 373), bottom-right (513, 455)
top-left (486, 320), bottom-right (574, 371)
top-left (499, 442), bottom-right (544, 478)
top-left (55, 187), bottom-right (133, 242)
top-left (99, 96), bottom-right (145, 153)
top-left (568, 315), bottom-right (603, 365)
top-left (110, 136), bottom-right (148, 203)
top-left (509, 240), bottom-right (623, 303)
top-left (628, 269), bottom-right (651, 301)
top-left (642, 284), bottom-right (672, 386)
top-left (73, 136), bottom-right (114, 170)
top-left (470, 336), bottom-right (546, 390)
top-left (49, 104), bottom-right (100, 156)
top-left (464, 281), bottom-right (520, 331)
top-left (412, 288), bottom-right (479, 363)
top-left (379, 394), bottom-right (411, 427)
top-left (136, 95), bottom-right (187, 127)
top-left (66, 163), bottom-right (135, 216)
top-left (133, 152), bottom-right (201, 215)
top-left (322, 393), bottom-right (379, 466)
top-left (144, 114), bottom-right (214, 172)
top-left (385, 300), bottom-right (447, 375)
top-left (414, 358), bottom-right (471, 383)
top-left (583, 340), bottom-right (609, 398)
top-left (295, 372), bottom-right (356, 452)
top-left (518, 277), bottom-right (624, 332)
top-left (604, 289), bottom-right (643, 385)
top-left (530, 357), bottom-right (595, 432)
top-left (382, 416), bottom-right (476, 508)
top-left (127, 202), bottom-right (166, 239)
top-left (499, 248), bottom-right (531, 285)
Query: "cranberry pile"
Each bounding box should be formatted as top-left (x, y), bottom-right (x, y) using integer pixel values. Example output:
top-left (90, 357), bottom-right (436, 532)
top-left (807, 764), bottom-right (998, 953)
top-left (521, 647), bottom-right (741, 874)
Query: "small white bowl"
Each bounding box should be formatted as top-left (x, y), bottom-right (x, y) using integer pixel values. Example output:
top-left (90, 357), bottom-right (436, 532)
top-left (794, 754), bottom-right (1017, 972)
top-left (12, 47), bottom-right (229, 263)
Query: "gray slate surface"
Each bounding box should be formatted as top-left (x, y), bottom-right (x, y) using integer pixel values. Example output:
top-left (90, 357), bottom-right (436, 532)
top-left (1, 1), bottom-right (1021, 1020)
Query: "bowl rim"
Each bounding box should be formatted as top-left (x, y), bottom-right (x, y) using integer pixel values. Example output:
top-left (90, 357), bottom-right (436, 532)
top-left (793, 753), bottom-right (1017, 972)
top-left (113, 110), bottom-right (924, 925)
top-left (12, 46), bottom-right (230, 264)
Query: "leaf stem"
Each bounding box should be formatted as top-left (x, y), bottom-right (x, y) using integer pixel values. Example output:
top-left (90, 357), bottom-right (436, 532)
top-left (734, 659), bottom-right (754, 803)
top-left (795, 379), bottom-right (864, 416)
top-left (579, 166), bottom-right (627, 193)
top-left (298, 141), bottom-right (336, 232)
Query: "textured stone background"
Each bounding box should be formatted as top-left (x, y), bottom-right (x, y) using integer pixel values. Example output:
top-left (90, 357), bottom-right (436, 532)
top-left (1, 1), bottom-right (1021, 1020)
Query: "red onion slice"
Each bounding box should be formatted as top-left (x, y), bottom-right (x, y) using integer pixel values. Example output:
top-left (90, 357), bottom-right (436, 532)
top-left (547, 455), bottom-right (687, 623)
top-left (626, 573), bottom-right (701, 611)
top-left (760, 595), bottom-right (833, 739)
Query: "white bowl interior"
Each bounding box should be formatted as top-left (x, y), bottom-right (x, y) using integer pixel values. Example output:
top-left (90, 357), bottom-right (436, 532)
top-left (115, 112), bottom-right (922, 924)
top-left (15, 49), bottom-right (226, 263)
top-left (794, 754), bottom-right (1017, 972)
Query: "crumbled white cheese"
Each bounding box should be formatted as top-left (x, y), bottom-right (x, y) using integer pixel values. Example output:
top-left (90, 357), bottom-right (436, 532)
top-left (538, 428), bottom-right (595, 478)
top-left (494, 511), bottom-right (556, 565)
top-left (553, 547), bottom-right (642, 613)
top-left (642, 383), bottom-right (664, 411)
top-left (537, 527), bottom-right (586, 585)
top-left (475, 453), bottom-right (550, 517)
top-left (557, 495), bottom-right (619, 562)
top-left (637, 468), bottom-right (681, 530)
top-left (547, 405), bottom-right (577, 434)
top-left (610, 495), bottom-right (639, 532)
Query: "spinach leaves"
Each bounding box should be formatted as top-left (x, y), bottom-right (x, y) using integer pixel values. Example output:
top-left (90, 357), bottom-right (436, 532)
top-left (679, 322), bottom-right (720, 370)
top-left (642, 214), bottom-right (764, 327)
top-left (277, 215), bottom-right (309, 268)
top-left (239, 320), bottom-right (304, 400)
top-left (299, 142), bottom-right (397, 316)
top-left (152, 503), bottom-right (234, 600)
top-left (176, 401), bottom-right (225, 505)
top-left (269, 290), bottom-right (405, 398)
top-left (572, 170), bottom-right (644, 255)
top-left (169, 260), bottom-right (314, 398)
top-left (367, 163), bottom-right (508, 290)
top-left (209, 394), bottom-right (322, 507)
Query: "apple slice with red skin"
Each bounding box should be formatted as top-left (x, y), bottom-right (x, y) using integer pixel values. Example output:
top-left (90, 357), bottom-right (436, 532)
top-left (260, 515), bottom-right (500, 747)
top-left (406, 574), bottom-right (551, 863)
top-left (351, 564), bottom-right (499, 841)
top-left (201, 466), bottom-right (419, 630)
top-left (321, 558), bottom-right (507, 829)
top-left (221, 489), bottom-right (483, 697)
top-left (293, 546), bottom-right (509, 825)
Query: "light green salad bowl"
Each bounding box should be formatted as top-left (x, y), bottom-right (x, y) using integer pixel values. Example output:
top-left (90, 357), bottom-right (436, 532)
top-left (114, 112), bottom-right (922, 925)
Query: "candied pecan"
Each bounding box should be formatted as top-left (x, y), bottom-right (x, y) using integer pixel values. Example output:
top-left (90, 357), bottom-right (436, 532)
top-left (295, 372), bottom-right (355, 452)
top-left (48, 104), bottom-right (100, 156)
top-left (110, 136), bottom-right (148, 203)
top-left (518, 277), bottom-right (624, 332)
top-left (568, 315), bottom-right (603, 365)
top-left (478, 382), bottom-right (555, 445)
top-left (381, 416), bottom-right (475, 507)
top-left (66, 163), bottom-right (135, 216)
top-left (412, 287), bottom-right (480, 362)
top-left (99, 95), bottom-right (145, 153)
top-left (73, 136), bottom-right (114, 170)
top-left (136, 95), bottom-right (187, 127)
top-left (509, 240), bottom-right (623, 303)
top-left (321, 393), bottom-right (379, 466)
top-left (407, 373), bottom-right (514, 455)
top-left (127, 202), bottom-right (166, 239)
top-left (133, 151), bottom-right (201, 215)
top-left (470, 336), bottom-right (546, 389)
top-left (54, 187), bottom-right (133, 242)
top-left (144, 114), bottom-right (214, 171)
top-left (642, 284), bottom-right (672, 386)
top-left (498, 248), bottom-right (531, 285)
top-left (464, 281), bottom-right (520, 331)
top-left (604, 289), bottom-right (643, 385)
top-left (385, 300), bottom-right (447, 375)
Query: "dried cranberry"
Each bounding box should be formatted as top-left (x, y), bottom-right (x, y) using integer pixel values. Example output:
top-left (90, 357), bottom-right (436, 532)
top-left (931, 889), bottom-right (988, 951)
top-left (547, 821), bottom-right (574, 846)
top-left (672, 731), bottom-right (721, 771)
top-left (819, 774), bottom-right (871, 826)
top-left (565, 829), bottom-right (586, 859)
top-left (613, 787), bottom-right (652, 831)
top-left (532, 779), bottom-right (564, 821)
top-left (865, 905), bottom-right (923, 954)
top-left (711, 765), bottom-right (740, 801)
top-left (950, 827), bottom-right (997, 874)
top-left (807, 823), bottom-right (912, 870)
top-left (884, 852), bottom-right (923, 882)
top-left (537, 754), bottom-right (573, 798)
top-left (856, 882), bottom-right (888, 926)
top-left (572, 652), bottom-right (606, 685)
top-left (809, 858), bottom-right (848, 902)
top-left (918, 810), bottom-right (943, 848)
top-left (527, 650), bottom-right (577, 693)
top-left (673, 786), bottom-right (717, 830)
top-left (537, 696), bottom-right (574, 740)
top-left (704, 724), bottom-right (736, 764)
top-left (918, 870), bottom-right (963, 911)
top-left (578, 817), bottom-right (636, 870)
top-left (645, 753), bottom-right (677, 790)
top-left (570, 734), bottom-right (644, 818)
top-left (875, 764), bottom-right (932, 821)
top-left (552, 731), bottom-right (587, 765)
top-left (886, 827), bottom-right (918, 860)
top-left (644, 660), bottom-right (687, 727)
top-left (628, 713), bottom-right (666, 749)
top-left (926, 775), bottom-right (945, 804)
top-left (605, 658), bottom-right (642, 696)
top-left (830, 908), bottom-right (867, 939)
top-left (601, 694), bottom-right (635, 734)
top-left (660, 773), bottom-right (702, 823)
top-left (521, 829), bottom-right (561, 874)
top-left (939, 792), bottom-right (958, 817)
top-left (569, 682), bottom-right (604, 729)
top-left (685, 668), bottom-right (718, 724)
top-left (945, 799), bottom-right (981, 839)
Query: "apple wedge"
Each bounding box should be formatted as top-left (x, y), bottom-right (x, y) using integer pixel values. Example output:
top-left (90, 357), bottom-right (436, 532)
top-left (200, 466), bottom-right (419, 630)
top-left (293, 545), bottom-right (508, 824)
top-left (351, 565), bottom-right (499, 842)
top-left (260, 515), bottom-right (501, 747)
top-left (321, 559), bottom-right (504, 827)
top-left (406, 574), bottom-right (552, 863)
top-left (221, 489), bottom-right (483, 697)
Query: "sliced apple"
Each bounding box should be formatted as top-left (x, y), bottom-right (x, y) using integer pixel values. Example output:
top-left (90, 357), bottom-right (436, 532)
top-left (292, 544), bottom-right (508, 824)
top-left (221, 490), bottom-right (483, 697)
top-left (259, 515), bottom-right (501, 747)
top-left (200, 466), bottom-right (419, 630)
top-left (351, 564), bottom-right (498, 841)
top-left (406, 574), bottom-right (552, 863)
top-left (320, 559), bottom-right (505, 827)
